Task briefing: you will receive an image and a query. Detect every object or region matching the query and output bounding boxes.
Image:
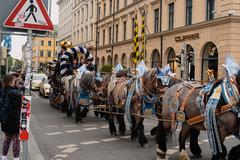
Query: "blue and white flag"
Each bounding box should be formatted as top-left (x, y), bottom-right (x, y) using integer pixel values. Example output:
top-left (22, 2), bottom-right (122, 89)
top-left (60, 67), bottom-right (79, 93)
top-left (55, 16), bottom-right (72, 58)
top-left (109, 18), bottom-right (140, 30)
top-left (2, 35), bottom-right (12, 51)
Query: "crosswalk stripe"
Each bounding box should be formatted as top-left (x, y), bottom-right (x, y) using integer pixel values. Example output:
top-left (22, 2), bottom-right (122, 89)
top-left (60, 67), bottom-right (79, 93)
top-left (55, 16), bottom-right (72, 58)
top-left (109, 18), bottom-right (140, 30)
top-left (120, 136), bottom-right (131, 139)
top-left (99, 125), bottom-right (109, 129)
top-left (62, 125), bottom-right (77, 127)
top-left (80, 141), bottom-right (100, 145)
top-left (57, 144), bottom-right (77, 149)
top-left (45, 132), bottom-right (62, 136)
top-left (65, 130), bottom-right (81, 133)
top-left (83, 127), bottom-right (98, 131)
top-left (101, 138), bottom-right (120, 142)
top-left (54, 154), bottom-right (69, 158)
top-left (62, 147), bottom-right (78, 153)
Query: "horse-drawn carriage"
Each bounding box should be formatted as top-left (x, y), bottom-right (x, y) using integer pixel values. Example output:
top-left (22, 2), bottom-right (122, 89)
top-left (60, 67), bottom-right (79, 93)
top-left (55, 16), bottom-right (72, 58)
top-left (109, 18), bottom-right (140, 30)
top-left (47, 47), bottom-right (240, 160)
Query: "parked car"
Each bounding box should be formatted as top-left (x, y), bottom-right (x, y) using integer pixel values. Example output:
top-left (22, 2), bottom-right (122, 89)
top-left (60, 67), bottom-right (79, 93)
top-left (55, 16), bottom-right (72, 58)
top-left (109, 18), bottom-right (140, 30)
top-left (30, 73), bottom-right (47, 90)
top-left (39, 77), bottom-right (50, 97)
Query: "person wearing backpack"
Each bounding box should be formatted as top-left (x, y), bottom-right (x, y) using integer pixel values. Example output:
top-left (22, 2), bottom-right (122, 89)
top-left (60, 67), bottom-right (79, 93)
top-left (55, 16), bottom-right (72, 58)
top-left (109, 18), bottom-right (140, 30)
top-left (1, 75), bottom-right (22, 160)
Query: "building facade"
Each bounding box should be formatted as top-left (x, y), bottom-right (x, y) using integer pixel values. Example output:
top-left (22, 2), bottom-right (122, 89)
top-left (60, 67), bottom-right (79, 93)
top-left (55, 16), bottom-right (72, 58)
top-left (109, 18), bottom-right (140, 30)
top-left (95, 0), bottom-right (240, 81)
top-left (57, 0), bottom-right (72, 43)
top-left (32, 36), bottom-right (57, 71)
top-left (71, 0), bottom-right (97, 59)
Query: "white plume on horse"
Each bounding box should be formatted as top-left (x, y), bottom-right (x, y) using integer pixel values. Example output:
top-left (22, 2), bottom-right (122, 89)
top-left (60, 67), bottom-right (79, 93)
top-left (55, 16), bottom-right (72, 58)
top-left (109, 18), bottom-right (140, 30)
top-left (114, 63), bottom-right (123, 73)
top-left (136, 60), bottom-right (148, 77)
top-left (223, 54), bottom-right (240, 77)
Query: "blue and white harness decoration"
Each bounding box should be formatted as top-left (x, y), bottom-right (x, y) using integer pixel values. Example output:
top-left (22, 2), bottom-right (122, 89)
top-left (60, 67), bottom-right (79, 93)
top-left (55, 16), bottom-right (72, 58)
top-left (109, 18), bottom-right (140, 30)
top-left (205, 85), bottom-right (223, 155)
top-left (205, 77), bottom-right (240, 155)
top-left (125, 80), bottom-right (136, 125)
top-left (78, 88), bottom-right (90, 111)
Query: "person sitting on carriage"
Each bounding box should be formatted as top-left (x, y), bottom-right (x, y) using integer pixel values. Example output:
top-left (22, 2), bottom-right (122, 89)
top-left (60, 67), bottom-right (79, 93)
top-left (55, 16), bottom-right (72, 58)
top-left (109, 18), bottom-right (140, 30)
top-left (72, 57), bottom-right (81, 70)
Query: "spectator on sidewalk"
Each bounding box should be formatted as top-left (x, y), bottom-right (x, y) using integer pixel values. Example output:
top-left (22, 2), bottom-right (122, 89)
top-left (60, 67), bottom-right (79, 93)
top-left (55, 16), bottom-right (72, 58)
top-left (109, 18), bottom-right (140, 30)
top-left (1, 75), bottom-right (22, 160)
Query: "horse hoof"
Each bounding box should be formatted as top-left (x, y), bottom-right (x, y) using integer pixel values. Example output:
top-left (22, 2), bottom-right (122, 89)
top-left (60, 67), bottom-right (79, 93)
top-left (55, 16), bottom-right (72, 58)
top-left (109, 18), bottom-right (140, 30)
top-left (179, 150), bottom-right (190, 160)
top-left (156, 148), bottom-right (166, 159)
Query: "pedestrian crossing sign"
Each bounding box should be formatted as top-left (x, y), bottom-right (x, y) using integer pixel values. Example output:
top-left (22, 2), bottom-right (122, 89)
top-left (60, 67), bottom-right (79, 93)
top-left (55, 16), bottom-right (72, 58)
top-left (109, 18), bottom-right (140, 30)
top-left (4, 0), bottom-right (53, 31)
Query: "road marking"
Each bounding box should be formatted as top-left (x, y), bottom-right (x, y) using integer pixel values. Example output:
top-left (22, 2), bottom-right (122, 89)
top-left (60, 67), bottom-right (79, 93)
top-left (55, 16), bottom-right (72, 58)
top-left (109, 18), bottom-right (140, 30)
top-left (83, 127), bottom-right (98, 131)
top-left (99, 125), bottom-right (109, 129)
top-left (57, 144), bottom-right (77, 149)
top-left (167, 149), bottom-right (178, 155)
top-left (65, 130), bottom-right (81, 133)
top-left (45, 132), bottom-right (62, 136)
top-left (62, 147), bottom-right (78, 153)
top-left (45, 125), bottom-right (59, 128)
top-left (62, 125), bottom-right (77, 127)
top-left (82, 124), bottom-right (98, 127)
top-left (101, 138), bottom-right (120, 142)
top-left (120, 135), bottom-right (131, 139)
top-left (80, 141), bottom-right (100, 145)
top-left (53, 154), bottom-right (69, 158)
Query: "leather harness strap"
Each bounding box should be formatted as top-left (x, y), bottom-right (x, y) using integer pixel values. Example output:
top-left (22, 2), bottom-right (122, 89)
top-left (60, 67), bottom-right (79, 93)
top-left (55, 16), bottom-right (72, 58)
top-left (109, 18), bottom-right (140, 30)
top-left (171, 86), bottom-right (197, 129)
top-left (179, 87), bottom-right (196, 113)
top-left (186, 104), bottom-right (232, 126)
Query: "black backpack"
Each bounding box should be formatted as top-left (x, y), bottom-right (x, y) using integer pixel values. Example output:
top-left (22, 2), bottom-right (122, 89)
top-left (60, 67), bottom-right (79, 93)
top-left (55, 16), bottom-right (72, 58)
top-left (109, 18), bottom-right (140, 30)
top-left (0, 89), bottom-right (16, 123)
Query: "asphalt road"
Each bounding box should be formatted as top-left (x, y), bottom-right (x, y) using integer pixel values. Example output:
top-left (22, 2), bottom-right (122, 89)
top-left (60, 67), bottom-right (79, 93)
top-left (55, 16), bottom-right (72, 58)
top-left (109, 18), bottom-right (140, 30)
top-left (1, 92), bottom-right (239, 160)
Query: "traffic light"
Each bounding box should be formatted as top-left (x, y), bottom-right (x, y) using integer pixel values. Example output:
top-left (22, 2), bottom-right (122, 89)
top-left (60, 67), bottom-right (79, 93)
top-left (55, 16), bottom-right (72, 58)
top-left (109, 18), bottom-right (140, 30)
top-left (187, 51), bottom-right (194, 62)
top-left (176, 55), bottom-right (181, 67)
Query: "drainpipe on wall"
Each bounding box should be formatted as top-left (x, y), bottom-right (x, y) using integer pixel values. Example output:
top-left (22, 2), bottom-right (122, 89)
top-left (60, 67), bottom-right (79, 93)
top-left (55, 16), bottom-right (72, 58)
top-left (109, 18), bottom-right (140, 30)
top-left (95, 0), bottom-right (98, 70)
top-left (111, 0), bottom-right (116, 67)
top-left (160, 0), bottom-right (163, 68)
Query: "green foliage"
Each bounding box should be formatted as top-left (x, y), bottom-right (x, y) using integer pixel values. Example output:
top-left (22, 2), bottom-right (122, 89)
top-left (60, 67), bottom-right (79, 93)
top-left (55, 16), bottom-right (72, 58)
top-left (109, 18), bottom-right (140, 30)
top-left (101, 65), bottom-right (112, 73)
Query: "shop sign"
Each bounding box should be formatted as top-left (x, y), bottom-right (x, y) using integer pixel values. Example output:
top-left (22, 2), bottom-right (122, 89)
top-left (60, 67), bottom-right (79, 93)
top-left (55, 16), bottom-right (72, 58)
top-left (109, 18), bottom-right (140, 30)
top-left (175, 33), bottom-right (199, 42)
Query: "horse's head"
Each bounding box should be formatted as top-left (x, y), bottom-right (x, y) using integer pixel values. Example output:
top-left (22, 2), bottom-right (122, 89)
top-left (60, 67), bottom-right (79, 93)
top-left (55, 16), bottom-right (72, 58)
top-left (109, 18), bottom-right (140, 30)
top-left (94, 74), bottom-right (111, 99)
top-left (142, 68), bottom-right (165, 95)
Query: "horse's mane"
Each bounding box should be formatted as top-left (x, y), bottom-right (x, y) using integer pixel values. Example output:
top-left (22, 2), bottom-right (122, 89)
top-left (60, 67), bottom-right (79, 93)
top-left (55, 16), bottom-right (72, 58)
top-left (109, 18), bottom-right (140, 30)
top-left (142, 68), bottom-right (157, 81)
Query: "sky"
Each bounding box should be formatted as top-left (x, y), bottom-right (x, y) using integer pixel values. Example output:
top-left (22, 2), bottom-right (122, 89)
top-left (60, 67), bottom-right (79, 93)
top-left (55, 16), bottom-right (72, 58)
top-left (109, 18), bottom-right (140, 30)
top-left (9, 0), bottom-right (59, 60)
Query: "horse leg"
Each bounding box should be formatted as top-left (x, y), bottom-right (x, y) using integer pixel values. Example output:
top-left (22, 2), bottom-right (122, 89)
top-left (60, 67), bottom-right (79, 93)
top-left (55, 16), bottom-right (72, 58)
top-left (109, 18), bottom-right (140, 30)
top-left (75, 104), bottom-right (82, 123)
top-left (228, 144), bottom-right (240, 160)
top-left (211, 143), bottom-right (227, 160)
top-left (108, 106), bottom-right (117, 136)
top-left (136, 117), bottom-right (148, 146)
top-left (156, 121), bottom-right (167, 159)
top-left (131, 114), bottom-right (138, 140)
top-left (179, 123), bottom-right (191, 160)
top-left (189, 128), bottom-right (202, 158)
top-left (116, 108), bottom-right (126, 136)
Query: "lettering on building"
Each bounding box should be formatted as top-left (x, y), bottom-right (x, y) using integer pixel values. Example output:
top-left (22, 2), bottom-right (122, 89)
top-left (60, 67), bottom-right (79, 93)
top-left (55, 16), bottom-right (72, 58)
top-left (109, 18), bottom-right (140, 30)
top-left (175, 33), bottom-right (200, 42)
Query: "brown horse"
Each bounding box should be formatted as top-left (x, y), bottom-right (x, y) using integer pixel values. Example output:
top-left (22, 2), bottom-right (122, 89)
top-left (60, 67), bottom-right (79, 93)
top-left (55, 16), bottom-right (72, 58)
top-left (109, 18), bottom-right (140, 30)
top-left (108, 68), bottom-right (177, 146)
top-left (156, 69), bottom-right (240, 160)
top-left (92, 73), bottom-right (111, 120)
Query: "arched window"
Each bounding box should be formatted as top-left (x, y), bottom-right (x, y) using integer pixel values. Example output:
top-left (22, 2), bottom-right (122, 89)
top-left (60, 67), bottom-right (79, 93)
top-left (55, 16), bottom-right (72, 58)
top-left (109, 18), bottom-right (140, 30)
top-left (121, 54), bottom-right (127, 68)
top-left (202, 42), bottom-right (218, 81)
top-left (167, 48), bottom-right (176, 73)
top-left (114, 55), bottom-right (119, 66)
top-left (107, 55), bottom-right (112, 66)
top-left (151, 49), bottom-right (160, 68)
top-left (101, 57), bottom-right (105, 66)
